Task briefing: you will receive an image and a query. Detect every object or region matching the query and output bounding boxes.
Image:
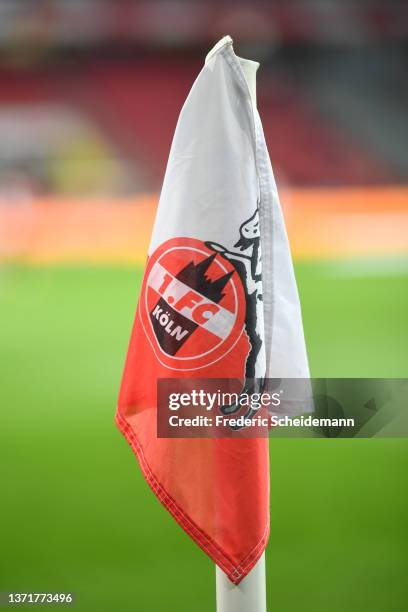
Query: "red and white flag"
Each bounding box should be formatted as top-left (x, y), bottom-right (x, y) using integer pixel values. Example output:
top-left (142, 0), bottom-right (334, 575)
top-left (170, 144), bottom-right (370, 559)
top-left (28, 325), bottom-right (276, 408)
top-left (116, 36), bottom-right (309, 584)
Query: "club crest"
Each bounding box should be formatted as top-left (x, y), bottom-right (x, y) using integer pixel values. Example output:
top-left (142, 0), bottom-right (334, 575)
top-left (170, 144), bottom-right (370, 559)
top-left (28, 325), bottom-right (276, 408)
top-left (139, 237), bottom-right (246, 370)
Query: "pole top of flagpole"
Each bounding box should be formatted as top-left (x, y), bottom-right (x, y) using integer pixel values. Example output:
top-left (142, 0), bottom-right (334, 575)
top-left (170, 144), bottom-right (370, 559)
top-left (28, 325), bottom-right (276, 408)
top-left (205, 35), bottom-right (233, 65)
top-left (205, 36), bottom-right (259, 108)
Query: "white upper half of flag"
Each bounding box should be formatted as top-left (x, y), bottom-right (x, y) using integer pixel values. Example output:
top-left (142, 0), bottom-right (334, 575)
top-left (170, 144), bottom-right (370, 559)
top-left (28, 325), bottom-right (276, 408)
top-left (149, 35), bottom-right (310, 380)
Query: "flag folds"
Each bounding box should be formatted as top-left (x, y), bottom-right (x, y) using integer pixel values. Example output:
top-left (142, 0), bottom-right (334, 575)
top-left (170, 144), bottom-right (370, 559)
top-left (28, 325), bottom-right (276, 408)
top-left (116, 36), bottom-right (309, 583)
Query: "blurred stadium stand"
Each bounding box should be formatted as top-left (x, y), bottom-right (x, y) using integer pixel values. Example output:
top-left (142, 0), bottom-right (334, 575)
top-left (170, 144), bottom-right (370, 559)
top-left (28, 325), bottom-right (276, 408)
top-left (0, 0), bottom-right (407, 199)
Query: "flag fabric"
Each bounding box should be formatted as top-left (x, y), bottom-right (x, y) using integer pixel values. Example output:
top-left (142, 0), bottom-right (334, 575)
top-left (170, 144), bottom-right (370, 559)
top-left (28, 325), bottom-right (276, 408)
top-left (116, 36), bottom-right (309, 584)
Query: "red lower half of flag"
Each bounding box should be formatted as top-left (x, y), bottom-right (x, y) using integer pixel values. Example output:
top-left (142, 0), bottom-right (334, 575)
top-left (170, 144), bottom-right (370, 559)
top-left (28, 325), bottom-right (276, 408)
top-left (116, 297), bottom-right (270, 583)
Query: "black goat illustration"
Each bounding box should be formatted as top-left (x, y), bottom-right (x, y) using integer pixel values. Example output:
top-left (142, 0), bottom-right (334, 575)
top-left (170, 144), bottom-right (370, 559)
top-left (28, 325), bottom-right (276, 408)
top-left (205, 207), bottom-right (265, 420)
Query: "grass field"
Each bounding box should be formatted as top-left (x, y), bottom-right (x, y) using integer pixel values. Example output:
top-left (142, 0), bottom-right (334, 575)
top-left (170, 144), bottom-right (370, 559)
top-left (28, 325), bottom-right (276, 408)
top-left (1, 261), bottom-right (407, 611)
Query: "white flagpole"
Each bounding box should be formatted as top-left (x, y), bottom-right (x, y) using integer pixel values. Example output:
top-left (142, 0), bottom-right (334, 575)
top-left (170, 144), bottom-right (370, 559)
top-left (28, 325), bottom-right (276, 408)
top-left (216, 554), bottom-right (267, 612)
top-left (211, 44), bottom-right (267, 612)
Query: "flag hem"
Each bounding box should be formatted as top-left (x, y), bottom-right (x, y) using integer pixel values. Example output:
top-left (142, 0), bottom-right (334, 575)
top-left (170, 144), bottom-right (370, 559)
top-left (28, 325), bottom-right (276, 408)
top-left (220, 42), bottom-right (275, 376)
top-left (115, 409), bottom-right (269, 584)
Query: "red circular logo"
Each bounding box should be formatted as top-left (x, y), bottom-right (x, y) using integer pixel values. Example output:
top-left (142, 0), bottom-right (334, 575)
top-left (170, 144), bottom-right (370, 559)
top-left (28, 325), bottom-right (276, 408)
top-left (139, 237), bottom-right (246, 371)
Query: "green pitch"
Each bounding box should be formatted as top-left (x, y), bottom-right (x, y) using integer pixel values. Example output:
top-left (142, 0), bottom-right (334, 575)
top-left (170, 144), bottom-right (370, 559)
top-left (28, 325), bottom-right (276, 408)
top-left (1, 262), bottom-right (407, 611)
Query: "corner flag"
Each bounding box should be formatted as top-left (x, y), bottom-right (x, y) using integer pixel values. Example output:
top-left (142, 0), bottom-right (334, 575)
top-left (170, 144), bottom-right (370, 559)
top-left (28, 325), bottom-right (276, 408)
top-left (116, 36), bottom-right (309, 584)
